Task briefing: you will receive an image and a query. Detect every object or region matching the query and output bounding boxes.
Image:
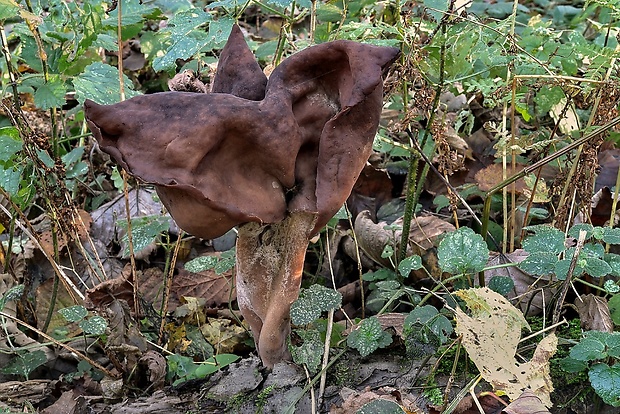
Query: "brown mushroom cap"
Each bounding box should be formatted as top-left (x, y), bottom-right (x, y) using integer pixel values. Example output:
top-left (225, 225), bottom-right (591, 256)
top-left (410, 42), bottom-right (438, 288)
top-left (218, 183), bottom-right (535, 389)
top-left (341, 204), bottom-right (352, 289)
top-left (85, 25), bottom-right (399, 239)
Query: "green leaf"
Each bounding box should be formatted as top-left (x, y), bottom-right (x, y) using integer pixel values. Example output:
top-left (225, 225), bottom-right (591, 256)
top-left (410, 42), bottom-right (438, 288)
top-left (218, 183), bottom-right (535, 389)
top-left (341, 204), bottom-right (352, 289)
top-left (152, 31), bottom-right (210, 72)
top-left (58, 305), bottom-right (88, 323)
top-left (424, 0), bottom-right (450, 22)
top-left (488, 276), bottom-right (515, 296)
top-left (568, 223), bottom-right (594, 239)
top-left (570, 336), bottom-right (606, 362)
top-left (347, 316), bottom-right (392, 358)
top-left (79, 316), bottom-right (107, 335)
top-left (589, 363), bottom-right (620, 407)
top-left (604, 280), bottom-right (620, 295)
top-left (290, 285), bottom-right (342, 325)
top-left (1, 351), bottom-right (47, 378)
top-left (290, 330), bottom-right (323, 374)
top-left (356, 399), bottom-right (406, 414)
top-left (533, 85), bottom-right (564, 116)
top-left (584, 257), bottom-right (612, 278)
top-left (609, 294), bottom-right (620, 326)
top-left (554, 258), bottom-right (585, 281)
top-left (522, 225), bottom-right (566, 255)
top-left (605, 253), bottom-right (620, 277)
top-left (0, 0), bottom-right (21, 20)
top-left (603, 228), bottom-right (620, 245)
top-left (363, 268), bottom-right (396, 282)
top-left (438, 227), bottom-right (489, 274)
top-left (74, 62), bottom-right (140, 105)
top-left (398, 255), bottom-right (422, 278)
top-left (519, 251), bottom-right (558, 276)
top-left (0, 127), bottom-right (23, 161)
top-left (0, 284), bottom-right (24, 311)
top-left (118, 215), bottom-right (170, 258)
top-left (34, 77), bottom-right (67, 110)
top-left (559, 356), bottom-right (588, 373)
top-left (316, 3), bottom-right (343, 22)
top-left (185, 255), bottom-right (219, 273)
top-left (403, 305), bottom-right (453, 358)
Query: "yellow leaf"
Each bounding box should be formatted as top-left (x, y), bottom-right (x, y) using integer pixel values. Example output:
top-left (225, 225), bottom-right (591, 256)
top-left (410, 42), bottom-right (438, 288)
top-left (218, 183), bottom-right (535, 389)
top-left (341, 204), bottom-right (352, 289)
top-left (455, 287), bottom-right (557, 407)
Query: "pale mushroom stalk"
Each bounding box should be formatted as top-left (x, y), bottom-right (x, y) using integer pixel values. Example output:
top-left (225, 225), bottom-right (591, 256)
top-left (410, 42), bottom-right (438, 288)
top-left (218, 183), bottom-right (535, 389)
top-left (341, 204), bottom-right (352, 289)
top-left (85, 25), bottom-right (399, 368)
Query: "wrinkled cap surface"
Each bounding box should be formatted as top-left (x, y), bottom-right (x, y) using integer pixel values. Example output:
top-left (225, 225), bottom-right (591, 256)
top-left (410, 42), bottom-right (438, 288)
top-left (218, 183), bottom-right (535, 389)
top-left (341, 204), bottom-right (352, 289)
top-left (85, 25), bottom-right (400, 239)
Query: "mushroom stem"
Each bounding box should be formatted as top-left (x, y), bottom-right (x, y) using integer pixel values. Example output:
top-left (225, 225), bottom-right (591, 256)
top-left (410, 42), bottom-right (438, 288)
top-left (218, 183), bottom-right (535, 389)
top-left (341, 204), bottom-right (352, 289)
top-left (235, 211), bottom-right (318, 368)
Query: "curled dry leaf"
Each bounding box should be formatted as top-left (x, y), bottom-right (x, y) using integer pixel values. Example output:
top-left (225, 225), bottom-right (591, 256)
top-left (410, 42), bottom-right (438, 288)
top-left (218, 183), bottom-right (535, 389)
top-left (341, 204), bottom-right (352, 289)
top-left (574, 294), bottom-right (614, 333)
top-left (455, 288), bottom-right (557, 407)
top-left (139, 350), bottom-right (167, 390)
top-left (172, 263), bottom-right (235, 310)
top-left (503, 389), bottom-right (551, 414)
top-left (85, 25), bottom-right (399, 368)
top-left (474, 163), bottom-right (527, 193)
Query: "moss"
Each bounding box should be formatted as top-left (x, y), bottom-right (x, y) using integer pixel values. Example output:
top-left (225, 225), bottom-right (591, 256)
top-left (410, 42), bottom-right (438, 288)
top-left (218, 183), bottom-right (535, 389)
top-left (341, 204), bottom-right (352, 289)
top-left (255, 384), bottom-right (276, 414)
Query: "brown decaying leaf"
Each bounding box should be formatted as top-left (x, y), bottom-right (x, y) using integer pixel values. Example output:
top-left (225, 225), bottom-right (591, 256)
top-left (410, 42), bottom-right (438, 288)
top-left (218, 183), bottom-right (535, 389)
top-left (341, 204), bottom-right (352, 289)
top-left (474, 163), bottom-right (528, 193)
top-left (485, 250), bottom-right (556, 316)
top-left (200, 318), bottom-right (248, 354)
top-left (40, 389), bottom-right (86, 414)
top-left (455, 288), bottom-right (557, 407)
top-left (503, 389), bottom-right (551, 414)
top-left (35, 277), bottom-right (81, 336)
top-left (85, 266), bottom-right (134, 310)
top-left (574, 294), bottom-right (614, 332)
top-left (330, 386), bottom-right (421, 414)
top-left (173, 265), bottom-right (235, 310)
top-left (139, 350), bottom-right (167, 390)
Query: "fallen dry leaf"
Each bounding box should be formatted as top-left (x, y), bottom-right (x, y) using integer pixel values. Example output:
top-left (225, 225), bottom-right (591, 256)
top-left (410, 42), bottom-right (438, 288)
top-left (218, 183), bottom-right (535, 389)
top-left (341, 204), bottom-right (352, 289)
top-left (455, 287), bottom-right (557, 407)
top-left (200, 318), bottom-right (249, 354)
top-left (474, 163), bottom-right (527, 193)
top-left (502, 389), bottom-right (551, 414)
top-left (574, 294), bottom-right (614, 332)
top-left (172, 265), bottom-right (235, 309)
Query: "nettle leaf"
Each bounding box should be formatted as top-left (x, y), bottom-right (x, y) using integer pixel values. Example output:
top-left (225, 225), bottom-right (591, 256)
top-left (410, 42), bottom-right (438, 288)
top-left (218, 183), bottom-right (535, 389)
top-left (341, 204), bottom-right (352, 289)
top-left (184, 255), bottom-right (219, 273)
top-left (603, 228), bottom-right (620, 245)
top-left (1, 351), bottom-right (47, 378)
top-left (74, 62), bottom-right (140, 105)
top-left (589, 363), bottom-right (620, 407)
top-left (290, 330), bottom-right (323, 374)
top-left (559, 356), bottom-right (588, 373)
top-left (290, 284), bottom-right (342, 325)
top-left (605, 253), bottom-right (620, 277)
top-left (522, 225), bottom-right (566, 255)
top-left (356, 399), bottom-right (406, 414)
top-left (604, 280), bottom-right (620, 295)
top-left (0, 284), bottom-right (24, 311)
top-left (609, 294), bottom-right (620, 326)
top-left (519, 251), bottom-right (558, 276)
top-left (437, 227), bottom-right (489, 275)
top-left (570, 333), bottom-right (608, 362)
top-left (58, 305), bottom-right (88, 323)
top-left (347, 316), bottom-right (392, 358)
top-left (398, 255), bottom-right (422, 278)
top-left (568, 223), bottom-right (594, 240)
top-left (488, 276), bottom-right (515, 296)
top-left (118, 215), bottom-right (169, 258)
top-left (79, 316), bottom-right (108, 335)
top-left (584, 258), bottom-right (612, 278)
top-left (554, 259), bottom-right (585, 281)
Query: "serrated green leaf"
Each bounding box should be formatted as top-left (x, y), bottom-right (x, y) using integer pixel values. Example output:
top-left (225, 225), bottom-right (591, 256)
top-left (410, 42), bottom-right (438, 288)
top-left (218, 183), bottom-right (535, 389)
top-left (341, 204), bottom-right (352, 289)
top-left (347, 316), bottom-right (392, 357)
top-left (1, 351), bottom-right (47, 378)
top-left (568, 223), bottom-right (594, 239)
top-left (559, 356), bottom-right (588, 373)
top-left (205, 16), bottom-right (234, 49)
top-left (438, 227), bottom-right (489, 275)
top-left (356, 399), bottom-right (406, 414)
top-left (290, 330), bottom-right (323, 373)
top-left (362, 268), bottom-right (396, 282)
top-left (79, 316), bottom-right (107, 335)
top-left (58, 305), bottom-right (88, 323)
top-left (605, 280), bottom-right (620, 294)
top-left (522, 225), bottom-right (566, 255)
top-left (185, 256), bottom-right (220, 273)
top-left (0, 166), bottom-right (23, 196)
top-left (570, 336), bottom-right (606, 362)
top-left (518, 251), bottom-right (557, 276)
top-left (605, 253), bottom-right (620, 277)
top-left (424, 0), bottom-right (450, 22)
top-left (589, 363), bottom-right (620, 407)
top-left (554, 258), bottom-right (586, 281)
top-left (316, 3), bottom-right (343, 22)
top-left (609, 294), bottom-right (620, 326)
top-left (0, 0), bottom-right (21, 20)
top-left (119, 215), bottom-right (169, 258)
top-left (603, 228), bottom-right (620, 245)
top-left (74, 62), bottom-right (140, 105)
top-left (584, 257), bottom-right (612, 278)
top-left (398, 255), bottom-right (422, 277)
top-left (0, 128), bottom-right (23, 161)
top-left (0, 284), bottom-right (24, 311)
top-left (290, 285), bottom-right (342, 325)
top-left (404, 305), bottom-right (453, 345)
top-left (488, 276), bottom-right (515, 296)
top-left (34, 78), bottom-right (66, 110)
top-left (152, 31), bottom-right (210, 72)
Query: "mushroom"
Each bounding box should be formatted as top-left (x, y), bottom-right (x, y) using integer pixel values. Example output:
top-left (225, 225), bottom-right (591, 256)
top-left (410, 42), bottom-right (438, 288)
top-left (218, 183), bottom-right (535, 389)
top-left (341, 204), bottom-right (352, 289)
top-left (85, 25), bottom-right (399, 368)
